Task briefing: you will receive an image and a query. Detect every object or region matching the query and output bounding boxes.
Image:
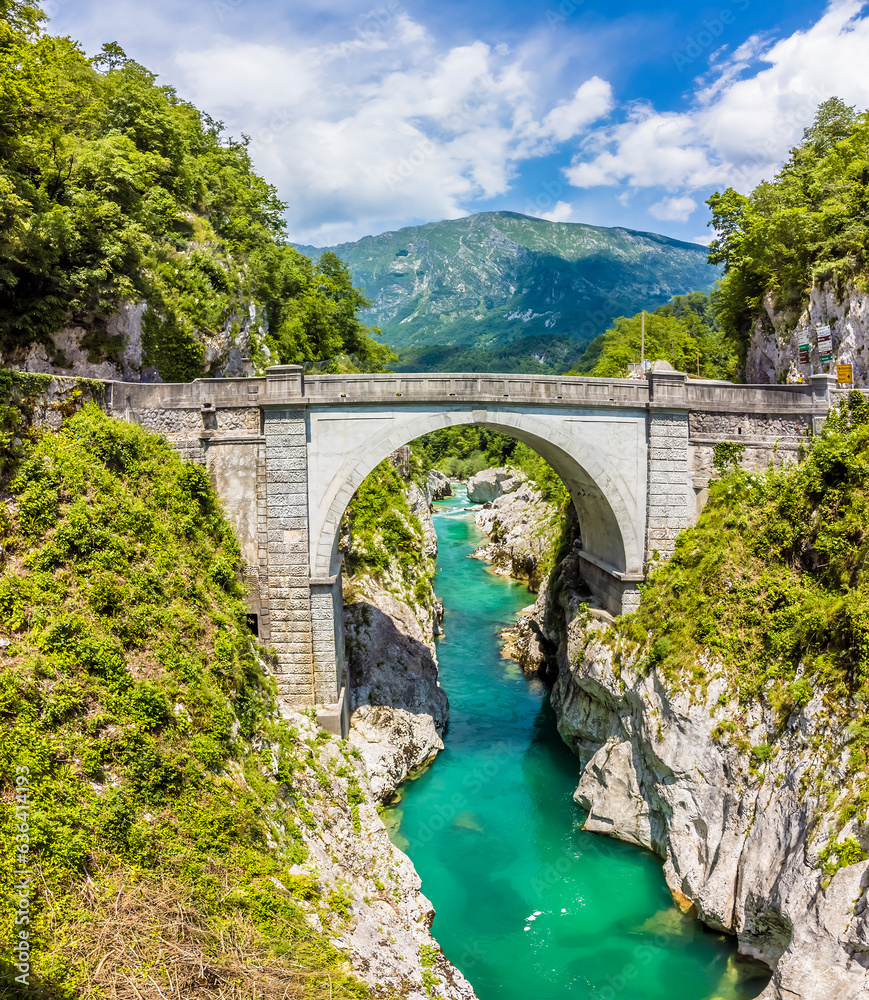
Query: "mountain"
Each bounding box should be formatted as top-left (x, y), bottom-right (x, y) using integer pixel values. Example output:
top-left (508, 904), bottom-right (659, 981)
top-left (294, 212), bottom-right (721, 364)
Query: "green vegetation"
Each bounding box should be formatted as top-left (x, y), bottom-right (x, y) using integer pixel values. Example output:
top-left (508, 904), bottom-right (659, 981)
top-left (612, 391), bottom-right (869, 833)
top-left (818, 836), bottom-right (868, 880)
top-left (571, 292), bottom-right (738, 380)
top-left (412, 427), bottom-right (569, 504)
top-left (712, 441), bottom-right (747, 474)
top-left (0, 396), bottom-right (374, 997)
top-left (343, 455), bottom-right (436, 611)
top-left (708, 98), bottom-right (869, 354)
top-left (0, 0), bottom-right (392, 378)
top-left (418, 945), bottom-right (441, 997)
top-left (298, 211), bottom-right (719, 357)
top-left (624, 391), bottom-right (869, 703)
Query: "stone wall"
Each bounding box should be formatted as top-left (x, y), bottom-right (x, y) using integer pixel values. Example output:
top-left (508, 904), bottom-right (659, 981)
top-left (645, 410), bottom-right (690, 561)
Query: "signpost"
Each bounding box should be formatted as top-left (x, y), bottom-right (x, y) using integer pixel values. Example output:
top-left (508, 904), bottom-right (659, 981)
top-left (817, 324), bottom-right (834, 365)
top-left (837, 364), bottom-right (853, 385)
top-left (798, 343), bottom-right (811, 366)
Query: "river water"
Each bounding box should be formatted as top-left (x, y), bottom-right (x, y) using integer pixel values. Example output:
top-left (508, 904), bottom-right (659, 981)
top-left (385, 487), bottom-right (770, 1000)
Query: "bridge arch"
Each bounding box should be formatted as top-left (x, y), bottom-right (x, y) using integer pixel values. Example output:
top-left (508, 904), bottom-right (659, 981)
top-left (110, 366), bottom-right (836, 720)
top-left (308, 406), bottom-right (646, 591)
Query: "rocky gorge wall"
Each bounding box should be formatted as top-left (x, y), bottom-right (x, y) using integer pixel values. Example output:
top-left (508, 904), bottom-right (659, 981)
top-left (272, 710), bottom-right (475, 1000)
top-left (468, 456), bottom-right (869, 999)
top-left (550, 620), bottom-right (869, 1000)
top-left (337, 458), bottom-right (479, 994)
top-left (468, 467), bottom-right (564, 593)
top-left (3, 301), bottom-right (263, 382)
top-left (512, 528), bottom-right (869, 1000)
top-left (747, 279), bottom-right (869, 386)
top-left (342, 464), bottom-right (450, 804)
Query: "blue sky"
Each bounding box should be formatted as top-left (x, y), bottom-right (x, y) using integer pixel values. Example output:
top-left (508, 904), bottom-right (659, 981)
top-left (48, 0), bottom-right (869, 246)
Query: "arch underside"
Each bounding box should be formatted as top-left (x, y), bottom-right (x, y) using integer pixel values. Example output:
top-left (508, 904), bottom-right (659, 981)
top-left (309, 406), bottom-right (646, 588)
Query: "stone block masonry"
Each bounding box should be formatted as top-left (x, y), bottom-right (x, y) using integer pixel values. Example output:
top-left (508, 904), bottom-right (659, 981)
top-left (104, 368), bottom-right (837, 715)
top-left (646, 384), bottom-right (691, 563)
top-left (264, 409), bottom-right (316, 704)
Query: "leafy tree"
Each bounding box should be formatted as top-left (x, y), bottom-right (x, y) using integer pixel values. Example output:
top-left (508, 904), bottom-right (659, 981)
top-left (706, 99), bottom-right (869, 357)
top-left (0, 2), bottom-right (390, 378)
top-left (569, 292), bottom-right (738, 380)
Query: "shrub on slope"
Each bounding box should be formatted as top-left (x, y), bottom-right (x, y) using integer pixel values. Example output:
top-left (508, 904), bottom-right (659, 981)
top-left (0, 404), bottom-right (372, 998)
top-left (628, 391), bottom-right (869, 703)
top-left (614, 391), bottom-right (869, 839)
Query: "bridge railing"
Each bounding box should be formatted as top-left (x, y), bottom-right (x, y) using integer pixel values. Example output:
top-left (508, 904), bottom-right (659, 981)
top-left (685, 376), bottom-right (828, 413)
top-left (105, 369), bottom-right (838, 417)
top-left (300, 373), bottom-right (651, 407)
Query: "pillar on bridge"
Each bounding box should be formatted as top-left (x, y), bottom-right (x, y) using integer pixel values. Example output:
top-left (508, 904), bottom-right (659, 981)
top-left (645, 366), bottom-right (691, 564)
top-left (261, 385), bottom-right (347, 731)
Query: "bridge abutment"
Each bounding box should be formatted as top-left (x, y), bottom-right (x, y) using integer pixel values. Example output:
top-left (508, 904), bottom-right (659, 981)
top-left (646, 370), bottom-right (691, 563)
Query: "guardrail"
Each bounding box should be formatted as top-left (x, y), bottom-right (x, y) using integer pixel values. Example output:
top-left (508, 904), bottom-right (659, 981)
top-left (301, 373), bottom-right (650, 406)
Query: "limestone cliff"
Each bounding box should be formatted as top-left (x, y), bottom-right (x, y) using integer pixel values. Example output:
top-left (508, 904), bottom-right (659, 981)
top-left (3, 301), bottom-right (266, 383)
top-left (515, 515), bottom-right (869, 1000)
top-left (280, 710), bottom-right (475, 1000)
top-left (345, 579), bottom-right (448, 803)
top-left (468, 467), bottom-right (569, 676)
top-left (343, 457), bottom-right (448, 802)
top-left (471, 469), bottom-right (563, 591)
top-left (747, 279), bottom-right (869, 385)
top-left (549, 615), bottom-right (869, 1000)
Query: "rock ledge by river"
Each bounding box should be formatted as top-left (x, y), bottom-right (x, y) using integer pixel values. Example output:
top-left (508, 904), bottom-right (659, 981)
top-left (280, 710), bottom-right (475, 1000)
top-left (345, 577), bottom-right (448, 803)
top-left (539, 582), bottom-right (869, 1000)
top-left (471, 469), bottom-right (561, 591)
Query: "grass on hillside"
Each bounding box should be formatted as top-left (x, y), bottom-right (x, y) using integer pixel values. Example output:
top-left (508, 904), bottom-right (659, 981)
top-left (343, 455), bottom-right (435, 609)
top-left (0, 402), bottom-right (374, 999)
top-left (610, 390), bottom-right (869, 857)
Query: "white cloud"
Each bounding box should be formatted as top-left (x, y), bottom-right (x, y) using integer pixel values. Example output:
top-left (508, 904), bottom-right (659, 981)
top-left (538, 200), bottom-right (575, 223)
top-left (649, 195), bottom-right (698, 222)
top-left (171, 15), bottom-right (611, 244)
top-left (541, 77), bottom-right (613, 141)
top-left (565, 0), bottom-right (869, 197)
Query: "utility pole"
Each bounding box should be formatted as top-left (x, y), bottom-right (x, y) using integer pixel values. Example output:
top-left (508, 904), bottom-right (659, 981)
top-left (640, 311), bottom-right (645, 371)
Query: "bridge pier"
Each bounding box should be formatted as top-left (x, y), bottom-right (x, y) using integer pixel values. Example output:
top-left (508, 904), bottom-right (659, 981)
top-left (645, 368), bottom-right (691, 564)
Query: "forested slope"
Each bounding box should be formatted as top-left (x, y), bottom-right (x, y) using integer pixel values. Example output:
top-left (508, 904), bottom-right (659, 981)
top-left (0, 377), bottom-right (472, 999)
top-left (0, 0), bottom-right (392, 381)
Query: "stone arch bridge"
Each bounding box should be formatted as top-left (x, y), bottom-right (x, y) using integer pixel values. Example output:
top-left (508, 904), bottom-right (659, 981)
top-left (105, 366), bottom-right (838, 732)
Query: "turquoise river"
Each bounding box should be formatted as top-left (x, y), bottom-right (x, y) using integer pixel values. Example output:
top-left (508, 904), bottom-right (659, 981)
top-left (385, 487), bottom-right (770, 1000)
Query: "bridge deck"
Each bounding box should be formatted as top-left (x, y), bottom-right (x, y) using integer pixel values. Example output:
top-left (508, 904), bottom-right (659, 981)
top-left (106, 369), bottom-right (829, 417)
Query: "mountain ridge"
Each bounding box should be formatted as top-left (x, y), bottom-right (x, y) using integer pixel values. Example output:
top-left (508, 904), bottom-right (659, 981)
top-left (294, 211), bottom-right (721, 359)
